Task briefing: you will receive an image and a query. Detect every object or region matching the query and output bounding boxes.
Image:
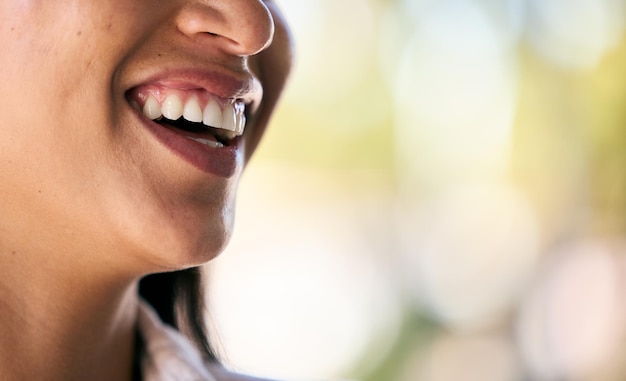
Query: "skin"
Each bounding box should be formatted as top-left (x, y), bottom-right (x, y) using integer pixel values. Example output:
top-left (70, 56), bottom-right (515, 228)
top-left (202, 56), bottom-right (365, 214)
top-left (0, 0), bottom-right (292, 380)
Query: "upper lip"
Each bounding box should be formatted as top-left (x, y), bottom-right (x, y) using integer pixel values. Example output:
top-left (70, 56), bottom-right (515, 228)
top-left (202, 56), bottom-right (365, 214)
top-left (125, 64), bottom-right (263, 111)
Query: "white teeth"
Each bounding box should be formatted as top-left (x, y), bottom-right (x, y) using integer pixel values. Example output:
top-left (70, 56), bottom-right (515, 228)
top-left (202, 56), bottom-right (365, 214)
top-left (234, 102), bottom-right (246, 135)
top-left (202, 99), bottom-right (222, 128)
top-left (162, 94), bottom-right (183, 120)
top-left (183, 97), bottom-right (203, 123)
top-left (222, 104), bottom-right (237, 132)
top-left (143, 95), bottom-right (162, 120)
top-left (186, 136), bottom-right (224, 148)
top-left (236, 113), bottom-right (246, 135)
top-left (139, 92), bottom-right (246, 138)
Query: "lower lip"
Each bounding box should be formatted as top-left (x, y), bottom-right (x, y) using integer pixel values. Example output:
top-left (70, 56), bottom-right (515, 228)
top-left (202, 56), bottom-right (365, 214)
top-left (131, 107), bottom-right (243, 178)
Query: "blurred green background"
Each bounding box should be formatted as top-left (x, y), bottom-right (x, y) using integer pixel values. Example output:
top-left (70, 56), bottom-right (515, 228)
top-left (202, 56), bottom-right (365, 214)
top-left (208, 0), bottom-right (626, 380)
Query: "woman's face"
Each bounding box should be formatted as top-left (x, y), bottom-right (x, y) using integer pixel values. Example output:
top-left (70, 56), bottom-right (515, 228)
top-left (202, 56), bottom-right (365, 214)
top-left (0, 1), bottom-right (292, 270)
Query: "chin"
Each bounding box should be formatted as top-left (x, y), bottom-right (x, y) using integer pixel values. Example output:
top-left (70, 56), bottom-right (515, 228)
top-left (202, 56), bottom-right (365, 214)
top-left (148, 218), bottom-right (234, 272)
top-left (118, 193), bottom-right (238, 273)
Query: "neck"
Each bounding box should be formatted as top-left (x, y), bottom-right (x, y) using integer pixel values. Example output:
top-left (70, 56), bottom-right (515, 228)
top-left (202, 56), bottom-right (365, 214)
top-left (0, 248), bottom-right (140, 381)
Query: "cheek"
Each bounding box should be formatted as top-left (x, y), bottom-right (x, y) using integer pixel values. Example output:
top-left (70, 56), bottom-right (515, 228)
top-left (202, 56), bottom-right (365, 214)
top-left (0, 1), bottom-right (146, 83)
top-left (0, 4), bottom-right (124, 231)
top-left (0, 12), bottom-right (95, 123)
top-left (0, 1), bottom-right (145, 158)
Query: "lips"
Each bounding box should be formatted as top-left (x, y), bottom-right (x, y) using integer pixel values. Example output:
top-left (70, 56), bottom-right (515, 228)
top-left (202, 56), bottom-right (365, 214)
top-left (125, 74), bottom-right (255, 178)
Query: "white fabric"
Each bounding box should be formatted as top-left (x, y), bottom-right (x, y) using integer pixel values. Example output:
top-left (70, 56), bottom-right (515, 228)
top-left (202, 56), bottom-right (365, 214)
top-left (138, 300), bottom-right (217, 381)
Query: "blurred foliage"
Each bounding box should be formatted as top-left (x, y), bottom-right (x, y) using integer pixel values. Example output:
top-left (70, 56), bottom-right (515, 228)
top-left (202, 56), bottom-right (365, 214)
top-left (511, 33), bottom-right (626, 239)
top-left (255, 2), bottom-right (396, 172)
top-left (252, 1), bottom-right (626, 380)
top-left (587, 35), bottom-right (626, 234)
top-left (357, 313), bottom-right (441, 381)
top-left (357, 4), bottom-right (626, 381)
top-left (259, 79), bottom-right (395, 171)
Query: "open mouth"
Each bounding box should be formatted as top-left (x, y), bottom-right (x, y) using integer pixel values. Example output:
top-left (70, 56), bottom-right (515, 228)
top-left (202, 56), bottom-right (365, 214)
top-left (127, 87), bottom-right (246, 149)
top-left (151, 114), bottom-right (238, 148)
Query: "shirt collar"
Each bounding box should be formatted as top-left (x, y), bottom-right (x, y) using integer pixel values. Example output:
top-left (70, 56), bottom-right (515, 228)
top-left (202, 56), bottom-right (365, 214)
top-left (137, 300), bottom-right (217, 381)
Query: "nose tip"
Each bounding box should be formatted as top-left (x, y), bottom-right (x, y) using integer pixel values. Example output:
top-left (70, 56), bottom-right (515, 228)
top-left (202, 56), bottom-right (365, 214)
top-left (177, 0), bottom-right (275, 57)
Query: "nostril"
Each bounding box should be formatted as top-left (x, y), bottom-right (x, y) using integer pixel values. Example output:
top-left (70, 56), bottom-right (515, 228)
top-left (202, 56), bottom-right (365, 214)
top-left (176, 1), bottom-right (275, 57)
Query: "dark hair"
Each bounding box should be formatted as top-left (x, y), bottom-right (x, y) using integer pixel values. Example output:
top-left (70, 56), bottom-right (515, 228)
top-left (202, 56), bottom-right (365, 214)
top-left (138, 267), bottom-right (217, 361)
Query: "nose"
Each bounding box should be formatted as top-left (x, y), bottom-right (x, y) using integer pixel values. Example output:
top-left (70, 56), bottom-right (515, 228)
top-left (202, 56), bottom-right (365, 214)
top-left (176, 0), bottom-right (275, 57)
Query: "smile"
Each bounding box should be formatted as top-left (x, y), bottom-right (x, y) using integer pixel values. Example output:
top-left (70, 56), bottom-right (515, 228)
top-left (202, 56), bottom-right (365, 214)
top-left (127, 85), bottom-right (247, 149)
top-left (125, 81), bottom-right (252, 178)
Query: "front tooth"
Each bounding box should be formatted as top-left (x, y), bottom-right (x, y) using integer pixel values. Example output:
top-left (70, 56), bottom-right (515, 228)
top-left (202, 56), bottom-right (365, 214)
top-left (183, 97), bottom-right (203, 123)
top-left (222, 104), bottom-right (237, 132)
top-left (143, 95), bottom-right (162, 120)
top-left (162, 94), bottom-right (184, 120)
top-left (203, 99), bottom-right (223, 128)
